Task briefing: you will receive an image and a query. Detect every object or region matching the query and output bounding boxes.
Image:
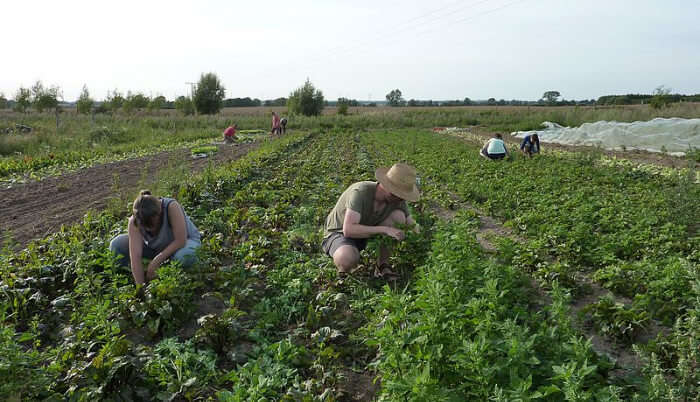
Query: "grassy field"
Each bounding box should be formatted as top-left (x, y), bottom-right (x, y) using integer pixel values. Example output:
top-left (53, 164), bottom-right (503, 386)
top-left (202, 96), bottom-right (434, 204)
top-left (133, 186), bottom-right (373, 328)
top-left (0, 123), bottom-right (697, 399)
top-left (3, 103), bottom-right (700, 155)
top-left (1, 103), bottom-right (698, 183)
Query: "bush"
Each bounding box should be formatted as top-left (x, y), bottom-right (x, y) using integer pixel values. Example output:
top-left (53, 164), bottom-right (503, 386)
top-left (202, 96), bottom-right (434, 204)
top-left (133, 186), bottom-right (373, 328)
top-left (193, 72), bottom-right (225, 115)
top-left (14, 87), bottom-right (32, 113)
top-left (650, 85), bottom-right (672, 110)
top-left (336, 97), bottom-right (351, 115)
top-left (105, 90), bottom-right (125, 112)
top-left (175, 96), bottom-right (195, 116)
top-left (31, 81), bottom-right (61, 113)
top-left (386, 89), bottom-right (405, 107)
top-left (123, 92), bottom-right (150, 113)
top-left (76, 85), bottom-right (94, 114)
top-left (89, 126), bottom-right (130, 144)
top-left (0, 325), bottom-right (52, 399)
top-left (287, 78), bottom-right (324, 116)
top-left (148, 95), bottom-right (166, 111)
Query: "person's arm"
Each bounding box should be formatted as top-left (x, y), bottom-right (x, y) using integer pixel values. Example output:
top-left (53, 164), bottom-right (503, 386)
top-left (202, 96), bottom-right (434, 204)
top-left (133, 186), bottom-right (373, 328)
top-left (146, 201), bottom-right (188, 280)
top-left (520, 137), bottom-right (527, 151)
top-left (342, 209), bottom-right (403, 240)
top-left (128, 217), bottom-right (146, 285)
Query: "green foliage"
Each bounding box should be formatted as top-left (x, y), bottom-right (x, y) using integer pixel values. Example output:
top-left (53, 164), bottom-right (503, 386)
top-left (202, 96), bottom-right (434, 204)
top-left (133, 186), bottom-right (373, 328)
top-left (0, 119), bottom-right (697, 400)
top-left (145, 338), bottom-right (218, 400)
top-left (583, 296), bottom-right (650, 343)
top-left (0, 93), bottom-right (8, 109)
top-left (31, 80), bottom-right (61, 112)
top-left (385, 88), bottom-right (405, 106)
top-left (364, 216), bottom-right (614, 399)
top-left (193, 72), bottom-right (225, 115)
top-left (175, 95), bottom-right (195, 116)
top-left (191, 145), bottom-right (217, 155)
top-left (224, 97), bottom-right (262, 107)
top-left (650, 85), bottom-right (672, 109)
top-left (264, 97), bottom-right (287, 107)
top-left (336, 97), bottom-right (350, 115)
top-left (147, 95), bottom-right (166, 111)
top-left (123, 91), bottom-right (150, 113)
top-left (88, 126), bottom-right (130, 144)
top-left (105, 89), bottom-right (125, 112)
top-left (287, 78), bottom-right (324, 116)
top-left (541, 90), bottom-right (561, 104)
top-left (76, 85), bottom-right (94, 114)
top-left (0, 324), bottom-right (53, 400)
top-left (13, 87), bottom-right (32, 113)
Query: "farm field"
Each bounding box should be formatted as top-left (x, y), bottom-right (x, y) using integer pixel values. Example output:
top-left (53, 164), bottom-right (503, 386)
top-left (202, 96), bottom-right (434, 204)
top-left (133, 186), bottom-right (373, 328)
top-left (2, 104), bottom-right (698, 185)
top-left (0, 141), bottom-right (258, 248)
top-left (1, 122), bottom-right (697, 400)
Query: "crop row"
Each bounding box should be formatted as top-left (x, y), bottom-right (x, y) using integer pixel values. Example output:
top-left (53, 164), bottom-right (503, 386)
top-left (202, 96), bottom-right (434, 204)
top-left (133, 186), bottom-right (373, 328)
top-left (360, 129), bottom-right (698, 400)
top-left (1, 128), bottom-right (697, 400)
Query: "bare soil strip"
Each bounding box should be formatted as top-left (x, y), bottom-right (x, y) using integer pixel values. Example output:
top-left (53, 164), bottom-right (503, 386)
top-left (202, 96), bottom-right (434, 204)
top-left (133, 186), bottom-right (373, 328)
top-left (0, 142), bottom-right (258, 248)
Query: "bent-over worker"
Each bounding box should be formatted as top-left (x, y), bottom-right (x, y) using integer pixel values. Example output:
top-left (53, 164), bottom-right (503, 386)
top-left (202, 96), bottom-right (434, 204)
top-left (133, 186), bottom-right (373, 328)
top-left (322, 163), bottom-right (420, 279)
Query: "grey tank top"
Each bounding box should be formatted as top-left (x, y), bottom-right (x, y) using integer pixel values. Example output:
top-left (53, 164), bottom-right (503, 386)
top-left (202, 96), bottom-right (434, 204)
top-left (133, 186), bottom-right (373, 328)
top-left (140, 198), bottom-right (200, 251)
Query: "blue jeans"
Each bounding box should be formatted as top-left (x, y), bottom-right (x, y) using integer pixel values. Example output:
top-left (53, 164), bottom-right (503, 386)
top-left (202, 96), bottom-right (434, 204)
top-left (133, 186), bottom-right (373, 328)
top-left (109, 234), bottom-right (200, 268)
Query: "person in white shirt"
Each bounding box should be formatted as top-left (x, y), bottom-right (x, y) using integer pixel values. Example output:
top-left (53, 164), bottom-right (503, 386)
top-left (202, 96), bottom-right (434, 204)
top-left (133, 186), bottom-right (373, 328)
top-left (480, 133), bottom-right (509, 160)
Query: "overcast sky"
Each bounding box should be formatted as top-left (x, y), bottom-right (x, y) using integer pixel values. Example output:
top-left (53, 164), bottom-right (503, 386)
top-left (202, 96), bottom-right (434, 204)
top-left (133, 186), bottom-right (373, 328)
top-left (2, 0), bottom-right (699, 102)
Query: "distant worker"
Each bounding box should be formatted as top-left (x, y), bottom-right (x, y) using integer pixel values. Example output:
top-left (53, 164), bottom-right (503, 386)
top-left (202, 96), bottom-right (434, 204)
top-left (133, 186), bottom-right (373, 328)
top-left (480, 133), bottom-right (509, 160)
top-left (271, 112), bottom-right (281, 135)
top-left (110, 190), bottom-right (201, 285)
top-left (520, 133), bottom-right (540, 157)
top-left (280, 116), bottom-right (288, 134)
top-left (322, 163), bottom-right (421, 280)
top-left (223, 124), bottom-right (237, 144)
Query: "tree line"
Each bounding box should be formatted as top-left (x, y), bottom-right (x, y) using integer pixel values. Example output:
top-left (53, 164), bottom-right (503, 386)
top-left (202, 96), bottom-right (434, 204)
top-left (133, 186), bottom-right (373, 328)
top-left (3, 78), bottom-right (699, 117)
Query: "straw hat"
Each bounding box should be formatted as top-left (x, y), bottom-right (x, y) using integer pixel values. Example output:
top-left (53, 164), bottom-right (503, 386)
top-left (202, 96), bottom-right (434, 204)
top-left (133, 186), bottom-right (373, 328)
top-left (375, 163), bottom-right (420, 202)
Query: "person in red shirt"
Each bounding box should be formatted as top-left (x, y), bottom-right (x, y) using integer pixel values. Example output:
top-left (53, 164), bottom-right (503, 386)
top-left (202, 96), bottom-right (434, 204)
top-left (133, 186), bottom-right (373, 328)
top-left (271, 112), bottom-right (281, 135)
top-left (223, 124), bottom-right (237, 144)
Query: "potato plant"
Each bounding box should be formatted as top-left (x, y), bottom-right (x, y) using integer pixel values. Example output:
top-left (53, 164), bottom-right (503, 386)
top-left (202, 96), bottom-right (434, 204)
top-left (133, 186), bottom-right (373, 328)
top-left (0, 128), bottom-right (697, 400)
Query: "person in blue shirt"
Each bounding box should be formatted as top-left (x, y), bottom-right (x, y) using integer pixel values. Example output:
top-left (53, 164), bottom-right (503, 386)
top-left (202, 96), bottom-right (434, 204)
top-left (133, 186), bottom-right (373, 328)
top-left (520, 134), bottom-right (540, 157)
top-left (480, 133), bottom-right (509, 160)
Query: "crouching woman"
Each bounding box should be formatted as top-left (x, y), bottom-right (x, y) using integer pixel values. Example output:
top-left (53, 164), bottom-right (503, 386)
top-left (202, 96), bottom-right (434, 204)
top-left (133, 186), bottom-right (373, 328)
top-left (110, 190), bottom-right (201, 285)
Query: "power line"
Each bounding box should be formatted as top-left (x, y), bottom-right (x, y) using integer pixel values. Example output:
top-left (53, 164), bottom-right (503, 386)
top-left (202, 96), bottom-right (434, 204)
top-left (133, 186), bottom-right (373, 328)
top-left (283, 0), bottom-right (530, 82)
top-left (301, 0), bottom-right (497, 67)
top-left (239, 0), bottom-right (532, 99)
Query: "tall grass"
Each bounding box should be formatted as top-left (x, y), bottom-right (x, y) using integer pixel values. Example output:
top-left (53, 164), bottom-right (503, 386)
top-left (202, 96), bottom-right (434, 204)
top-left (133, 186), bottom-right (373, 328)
top-left (1, 103), bottom-right (698, 159)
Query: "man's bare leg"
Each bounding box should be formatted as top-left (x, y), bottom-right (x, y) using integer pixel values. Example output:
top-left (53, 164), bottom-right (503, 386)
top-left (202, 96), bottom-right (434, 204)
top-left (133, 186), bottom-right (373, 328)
top-left (332, 245), bottom-right (360, 274)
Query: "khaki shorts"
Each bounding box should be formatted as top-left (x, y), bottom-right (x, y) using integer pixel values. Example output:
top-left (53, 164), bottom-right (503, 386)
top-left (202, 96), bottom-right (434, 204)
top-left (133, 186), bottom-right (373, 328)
top-left (321, 232), bottom-right (368, 257)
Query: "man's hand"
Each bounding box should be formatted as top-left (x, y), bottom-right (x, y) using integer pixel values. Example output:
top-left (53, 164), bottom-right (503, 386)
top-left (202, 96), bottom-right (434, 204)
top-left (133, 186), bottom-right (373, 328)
top-left (385, 227), bottom-right (405, 241)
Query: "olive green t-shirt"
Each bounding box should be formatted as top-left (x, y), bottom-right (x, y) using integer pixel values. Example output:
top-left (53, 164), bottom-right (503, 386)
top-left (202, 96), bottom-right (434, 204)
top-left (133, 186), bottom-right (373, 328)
top-left (324, 181), bottom-right (408, 238)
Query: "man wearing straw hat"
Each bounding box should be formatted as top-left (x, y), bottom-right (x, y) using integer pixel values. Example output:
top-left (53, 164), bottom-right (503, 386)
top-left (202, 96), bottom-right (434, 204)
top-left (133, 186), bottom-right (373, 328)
top-left (322, 163), bottom-right (420, 279)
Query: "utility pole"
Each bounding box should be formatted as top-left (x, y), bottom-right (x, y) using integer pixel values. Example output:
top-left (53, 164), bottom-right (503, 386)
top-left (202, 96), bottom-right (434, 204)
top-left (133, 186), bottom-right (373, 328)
top-left (185, 82), bottom-right (196, 99)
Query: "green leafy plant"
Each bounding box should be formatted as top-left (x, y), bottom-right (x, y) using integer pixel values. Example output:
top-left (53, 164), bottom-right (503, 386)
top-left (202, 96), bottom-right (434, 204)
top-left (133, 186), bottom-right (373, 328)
top-left (583, 296), bottom-right (650, 343)
top-left (287, 78), bottom-right (324, 116)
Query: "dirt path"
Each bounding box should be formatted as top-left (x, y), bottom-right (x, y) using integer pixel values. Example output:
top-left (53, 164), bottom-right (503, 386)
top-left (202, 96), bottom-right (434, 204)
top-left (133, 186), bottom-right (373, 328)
top-left (0, 142), bottom-right (258, 248)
